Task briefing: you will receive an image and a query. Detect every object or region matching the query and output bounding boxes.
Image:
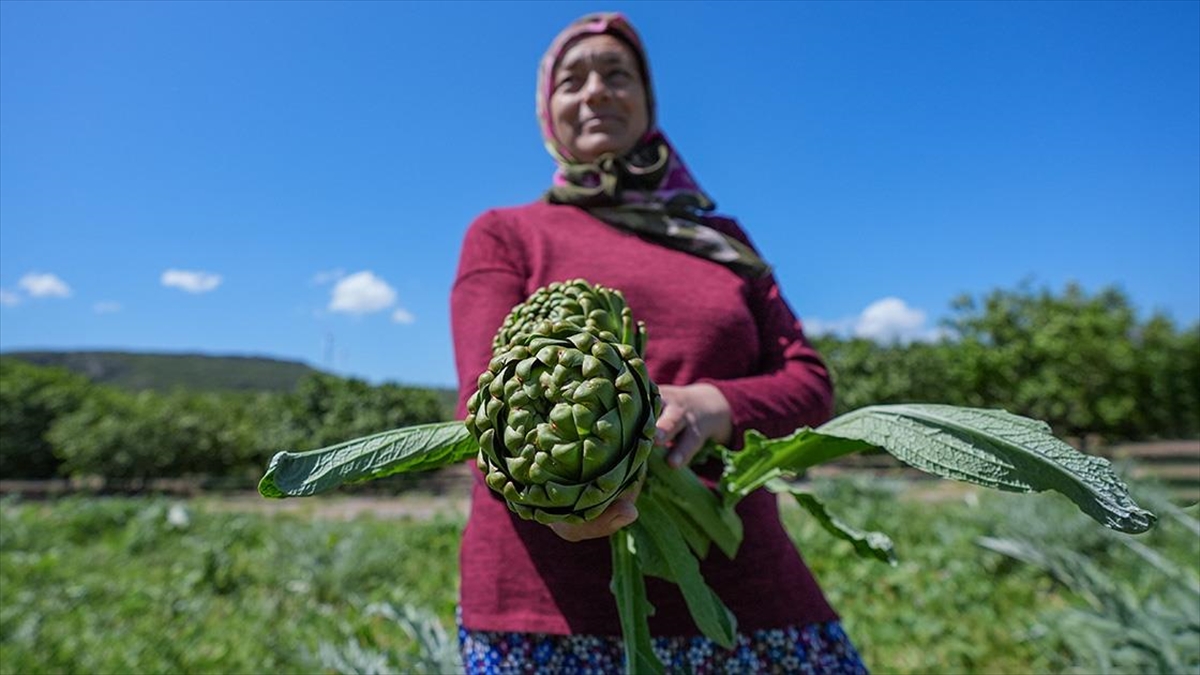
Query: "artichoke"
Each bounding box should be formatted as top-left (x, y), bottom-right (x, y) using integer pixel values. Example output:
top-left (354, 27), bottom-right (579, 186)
top-left (492, 279), bottom-right (647, 357)
top-left (467, 281), bottom-right (661, 524)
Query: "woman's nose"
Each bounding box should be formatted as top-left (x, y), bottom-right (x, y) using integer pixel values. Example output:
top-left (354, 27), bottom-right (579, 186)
top-left (582, 71), bottom-right (611, 102)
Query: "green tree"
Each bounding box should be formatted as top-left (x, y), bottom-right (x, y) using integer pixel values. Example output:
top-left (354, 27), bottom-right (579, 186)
top-left (272, 373), bottom-right (448, 452)
top-left (48, 388), bottom-right (253, 482)
top-left (944, 282), bottom-right (1141, 447)
top-left (1126, 316), bottom-right (1200, 439)
top-left (0, 359), bottom-right (91, 478)
top-left (813, 337), bottom-right (963, 416)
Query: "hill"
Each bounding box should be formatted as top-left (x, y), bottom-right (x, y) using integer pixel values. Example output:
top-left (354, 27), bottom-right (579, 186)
top-left (0, 350), bottom-right (321, 392)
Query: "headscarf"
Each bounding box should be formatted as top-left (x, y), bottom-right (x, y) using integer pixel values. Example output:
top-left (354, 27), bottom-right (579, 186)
top-left (537, 13), bottom-right (771, 279)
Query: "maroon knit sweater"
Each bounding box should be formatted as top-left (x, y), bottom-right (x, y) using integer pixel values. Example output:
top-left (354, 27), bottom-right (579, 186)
top-left (450, 201), bottom-right (839, 637)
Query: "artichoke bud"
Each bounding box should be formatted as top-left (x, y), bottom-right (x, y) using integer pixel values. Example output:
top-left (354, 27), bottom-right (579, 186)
top-left (581, 355), bottom-right (605, 379)
top-left (558, 348), bottom-right (584, 369)
top-left (484, 399), bottom-right (504, 427)
top-left (506, 453), bottom-right (533, 482)
top-left (488, 371), bottom-right (508, 398)
top-left (475, 371), bottom-right (495, 394)
top-left (550, 364), bottom-right (572, 388)
top-left (508, 389), bottom-right (532, 409)
top-left (549, 441), bottom-right (580, 473)
top-left (469, 279), bottom-right (660, 525)
top-left (535, 345), bottom-right (561, 367)
top-left (530, 451), bottom-right (575, 483)
top-left (616, 393), bottom-right (639, 433)
top-left (477, 429), bottom-right (495, 454)
top-left (568, 331), bottom-right (595, 352)
top-left (485, 467), bottom-right (509, 492)
top-left (515, 357), bottom-right (536, 382)
top-left (503, 375), bottom-right (523, 399)
top-left (581, 433), bottom-right (618, 477)
top-left (571, 403), bottom-right (597, 437)
top-left (544, 480), bottom-right (585, 505)
top-left (521, 378), bottom-right (541, 402)
top-left (579, 501), bottom-right (611, 522)
top-left (503, 425), bottom-right (526, 452)
top-left (590, 408), bottom-right (622, 448)
top-left (509, 408), bottom-right (534, 432)
top-left (548, 403), bottom-right (578, 441)
top-left (613, 370), bottom-right (636, 394)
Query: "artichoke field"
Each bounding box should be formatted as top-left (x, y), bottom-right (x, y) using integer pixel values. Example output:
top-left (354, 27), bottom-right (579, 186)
top-left (260, 278), bottom-right (1157, 675)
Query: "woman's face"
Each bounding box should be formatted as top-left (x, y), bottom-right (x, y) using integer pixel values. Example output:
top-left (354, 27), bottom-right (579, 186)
top-left (549, 34), bottom-right (649, 163)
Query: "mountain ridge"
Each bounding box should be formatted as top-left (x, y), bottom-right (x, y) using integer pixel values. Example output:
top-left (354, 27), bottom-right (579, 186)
top-left (1, 350), bottom-right (323, 393)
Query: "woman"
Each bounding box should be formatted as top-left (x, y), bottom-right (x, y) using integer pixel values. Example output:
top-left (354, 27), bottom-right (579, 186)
top-left (450, 12), bottom-right (868, 674)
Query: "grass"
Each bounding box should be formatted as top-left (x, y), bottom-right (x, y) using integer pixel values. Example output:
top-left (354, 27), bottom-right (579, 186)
top-left (0, 496), bottom-right (463, 674)
top-left (1, 476), bottom-right (1196, 674)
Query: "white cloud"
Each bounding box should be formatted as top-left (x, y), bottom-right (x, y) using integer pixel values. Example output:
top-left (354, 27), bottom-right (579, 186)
top-left (807, 297), bottom-right (940, 344)
top-left (162, 269), bottom-right (222, 293)
top-left (311, 268), bottom-right (346, 285)
top-left (93, 301), bottom-right (122, 314)
top-left (329, 270), bottom-right (397, 315)
top-left (854, 297), bottom-right (928, 342)
top-left (19, 272), bottom-right (72, 298)
top-left (391, 307), bottom-right (416, 324)
top-left (0, 288), bottom-right (20, 307)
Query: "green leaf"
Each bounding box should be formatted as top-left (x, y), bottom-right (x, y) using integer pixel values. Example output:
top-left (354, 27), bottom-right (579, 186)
top-left (258, 421), bottom-right (476, 498)
top-left (609, 528), bottom-right (662, 675)
top-left (718, 428), bottom-right (875, 503)
top-left (645, 448), bottom-right (743, 559)
top-left (630, 489), bottom-right (738, 649)
top-left (645, 485), bottom-right (710, 558)
top-left (816, 404), bottom-right (1156, 534)
top-left (766, 479), bottom-right (897, 566)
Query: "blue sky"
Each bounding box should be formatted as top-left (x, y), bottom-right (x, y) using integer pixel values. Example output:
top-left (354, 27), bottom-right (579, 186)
top-left (1, 1), bottom-right (1197, 388)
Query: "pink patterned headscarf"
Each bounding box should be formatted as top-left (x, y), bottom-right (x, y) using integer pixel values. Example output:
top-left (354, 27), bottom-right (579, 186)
top-left (536, 12), bottom-right (712, 208)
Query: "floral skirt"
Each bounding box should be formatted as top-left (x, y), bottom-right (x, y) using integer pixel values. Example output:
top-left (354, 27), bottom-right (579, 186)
top-left (457, 612), bottom-right (869, 675)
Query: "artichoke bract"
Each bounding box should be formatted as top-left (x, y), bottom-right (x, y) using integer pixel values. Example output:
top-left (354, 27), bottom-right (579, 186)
top-left (468, 281), bottom-right (661, 525)
top-left (492, 279), bottom-right (647, 357)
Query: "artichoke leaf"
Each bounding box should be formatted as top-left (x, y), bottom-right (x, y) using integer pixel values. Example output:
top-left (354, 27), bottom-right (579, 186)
top-left (719, 428), bottom-right (874, 504)
top-left (630, 488), bottom-right (738, 649)
top-left (258, 421), bottom-right (476, 498)
top-left (815, 404), bottom-right (1157, 534)
top-left (610, 525), bottom-right (663, 675)
top-left (645, 484), bottom-right (711, 558)
top-left (766, 479), bottom-right (897, 566)
top-left (646, 448), bottom-right (742, 559)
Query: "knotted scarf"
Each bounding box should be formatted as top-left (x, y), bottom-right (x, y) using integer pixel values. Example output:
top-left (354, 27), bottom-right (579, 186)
top-left (537, 13), bottom-right (771, 279)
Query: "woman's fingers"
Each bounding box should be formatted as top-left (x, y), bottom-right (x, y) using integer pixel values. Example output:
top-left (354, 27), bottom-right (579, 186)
top-left (666, 423), bottom-right (706, 468)
top-left (655, 383), bottom-right (733, 468)
top-left (654, 391), bottom-right (688, 446)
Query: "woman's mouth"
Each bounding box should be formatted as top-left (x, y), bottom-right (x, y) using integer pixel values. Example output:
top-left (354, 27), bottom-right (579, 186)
top-left (582, 116), bottom-right (621, 130)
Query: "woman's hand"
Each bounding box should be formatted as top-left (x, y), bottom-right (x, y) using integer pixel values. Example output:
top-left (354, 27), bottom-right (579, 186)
top-left (655, 383), bottom-right (733, 469)
top-left (547, 480), bottom-right (642, 542)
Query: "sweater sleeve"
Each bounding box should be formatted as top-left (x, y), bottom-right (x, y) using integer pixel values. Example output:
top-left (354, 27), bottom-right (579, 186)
top-left (699, 220), bottom-right (835, 447)
top-left (450, 210), bottom-right (529, 420)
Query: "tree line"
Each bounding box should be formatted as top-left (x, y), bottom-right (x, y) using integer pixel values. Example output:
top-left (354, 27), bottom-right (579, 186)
top-left (813, 282), bottom-right (1199, 448)
top-left (2, 282), bottom-right (1196, 482)
top-left (0, 364), bottom-right (448, 483)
